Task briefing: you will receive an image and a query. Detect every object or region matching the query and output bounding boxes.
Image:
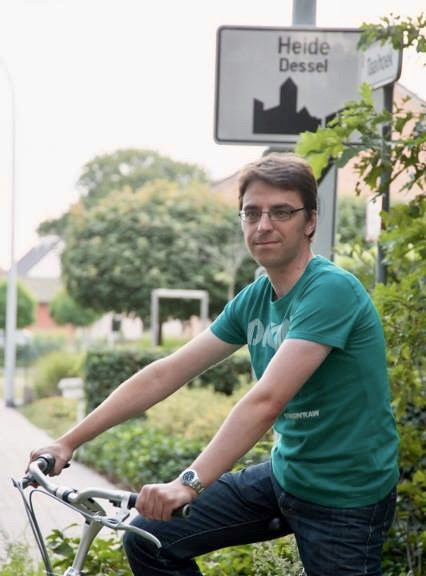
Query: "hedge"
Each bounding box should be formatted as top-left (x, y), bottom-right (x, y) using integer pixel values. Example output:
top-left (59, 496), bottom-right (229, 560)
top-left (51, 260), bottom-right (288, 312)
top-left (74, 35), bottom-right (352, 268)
top-left (83, 347), bottom-right (251, 413)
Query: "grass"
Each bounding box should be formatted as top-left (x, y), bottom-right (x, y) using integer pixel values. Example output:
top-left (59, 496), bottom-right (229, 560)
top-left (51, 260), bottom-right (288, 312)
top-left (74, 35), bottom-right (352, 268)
top-left (19, 396), bottom-right (78, 438)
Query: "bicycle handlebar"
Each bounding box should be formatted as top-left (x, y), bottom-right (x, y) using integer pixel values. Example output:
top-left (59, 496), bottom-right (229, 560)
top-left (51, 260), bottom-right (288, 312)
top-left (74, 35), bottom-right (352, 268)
top-left (14, 453), bottom-right (192, 572)
top-left (24, 454), bottom-right (191, 518)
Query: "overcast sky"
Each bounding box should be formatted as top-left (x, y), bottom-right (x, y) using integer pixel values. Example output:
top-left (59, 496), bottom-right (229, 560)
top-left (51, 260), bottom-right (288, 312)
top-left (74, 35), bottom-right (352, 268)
top-left (0, 0), bottom-right (424, 269)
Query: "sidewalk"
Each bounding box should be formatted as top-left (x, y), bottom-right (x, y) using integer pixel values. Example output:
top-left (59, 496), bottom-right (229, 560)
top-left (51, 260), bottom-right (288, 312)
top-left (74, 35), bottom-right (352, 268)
top-left (0, 401), bottom-right (120, 558)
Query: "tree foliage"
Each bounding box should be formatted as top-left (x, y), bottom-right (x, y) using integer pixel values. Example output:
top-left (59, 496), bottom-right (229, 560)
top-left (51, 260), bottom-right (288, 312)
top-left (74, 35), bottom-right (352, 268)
top-left (49, 289), bottom-right (100, 327)
top-left (77, 148), bottom-right (209, 207)
top-left (61, 180), bottom-right (255, 323)
top-left (0, 280), bottom-right (36, 329)
top-left (372, 196), bottom-right (425, 576)
top-left (38, 148), bottom-right (210, 237)
top-left (296, 14), bottom-right (425, 194)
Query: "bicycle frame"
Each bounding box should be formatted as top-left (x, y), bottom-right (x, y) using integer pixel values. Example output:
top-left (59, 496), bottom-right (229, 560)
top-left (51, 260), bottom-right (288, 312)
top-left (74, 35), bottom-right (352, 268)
top-left (13, 455), bottom-right (190, 576)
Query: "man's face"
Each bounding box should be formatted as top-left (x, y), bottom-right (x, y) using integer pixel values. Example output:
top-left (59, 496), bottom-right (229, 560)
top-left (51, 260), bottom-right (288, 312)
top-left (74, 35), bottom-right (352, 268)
top-left (241, 180), bottom-right (316, 270)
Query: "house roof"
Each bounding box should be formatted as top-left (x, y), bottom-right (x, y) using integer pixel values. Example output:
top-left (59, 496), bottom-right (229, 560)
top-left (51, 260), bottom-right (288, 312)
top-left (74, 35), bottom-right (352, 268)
top-left (17, 236), bottom-right (61, 276)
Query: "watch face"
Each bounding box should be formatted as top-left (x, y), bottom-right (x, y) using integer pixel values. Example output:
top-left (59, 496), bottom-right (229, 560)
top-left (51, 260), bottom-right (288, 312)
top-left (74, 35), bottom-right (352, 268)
top-left (182, 470), bottom-right (195, 484)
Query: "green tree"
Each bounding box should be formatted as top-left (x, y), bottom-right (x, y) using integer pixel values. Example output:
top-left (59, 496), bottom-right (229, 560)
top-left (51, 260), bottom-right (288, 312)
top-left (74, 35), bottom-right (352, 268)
top-left (334, 197), bottom-right (376, 291)
top-left (296, 13), bottom-right (425, 575)
top-left (49, 289), bottom-right (100, 327)
top-left (336, 196), bottom-right (367, 244)
top-left (61, 181), bottom-right (254, 328)
top-left (0, 279), bottom-right (36, 329)
top-left (38, 149), bottom-right (209, 237)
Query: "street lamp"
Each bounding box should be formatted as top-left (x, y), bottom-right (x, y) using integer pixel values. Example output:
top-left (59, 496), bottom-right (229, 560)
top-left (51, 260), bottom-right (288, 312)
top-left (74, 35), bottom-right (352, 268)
top-left (1, 58), bottom-right (17, 407)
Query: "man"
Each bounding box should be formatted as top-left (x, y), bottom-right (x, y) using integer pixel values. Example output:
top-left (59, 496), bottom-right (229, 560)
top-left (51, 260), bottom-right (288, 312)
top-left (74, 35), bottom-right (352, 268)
top-left (30, 153), bottom-right (399, 575)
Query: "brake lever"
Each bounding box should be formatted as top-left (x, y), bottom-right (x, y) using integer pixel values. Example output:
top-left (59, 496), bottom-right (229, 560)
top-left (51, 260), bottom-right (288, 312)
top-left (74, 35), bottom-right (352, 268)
top-left (115, 523), bottom-right (161, 548)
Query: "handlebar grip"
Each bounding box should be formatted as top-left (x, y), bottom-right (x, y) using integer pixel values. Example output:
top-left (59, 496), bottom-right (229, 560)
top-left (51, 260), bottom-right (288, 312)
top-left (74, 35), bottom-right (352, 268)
top-left (172, 504), bottom-right (191, 518)
top-left (37, 454), bottom-right (56, 474)
top-left (128, 492), bottom-right (138, 508)
top-left (127, 493), bottom-right (191, 518)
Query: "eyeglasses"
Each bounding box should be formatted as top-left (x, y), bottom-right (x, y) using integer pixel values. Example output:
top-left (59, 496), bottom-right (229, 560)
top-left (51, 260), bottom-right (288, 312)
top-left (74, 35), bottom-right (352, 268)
top-left (239, 207), bottom-right (305, 223)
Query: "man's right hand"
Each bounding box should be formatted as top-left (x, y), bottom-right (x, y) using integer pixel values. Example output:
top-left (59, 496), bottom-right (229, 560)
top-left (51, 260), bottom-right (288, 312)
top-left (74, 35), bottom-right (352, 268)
top-left (28, 441), bottom-right (74, 476)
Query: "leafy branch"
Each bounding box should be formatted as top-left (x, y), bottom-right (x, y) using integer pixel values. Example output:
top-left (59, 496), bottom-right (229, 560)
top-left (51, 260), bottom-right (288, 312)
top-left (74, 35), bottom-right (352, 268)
top-left (296, 14), bottom-right (425, 198)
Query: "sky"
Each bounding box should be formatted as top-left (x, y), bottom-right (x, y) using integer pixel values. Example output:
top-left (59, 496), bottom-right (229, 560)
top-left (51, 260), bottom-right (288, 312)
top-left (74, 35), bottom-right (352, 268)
top-left (0, 0), bottom-right (424, 270)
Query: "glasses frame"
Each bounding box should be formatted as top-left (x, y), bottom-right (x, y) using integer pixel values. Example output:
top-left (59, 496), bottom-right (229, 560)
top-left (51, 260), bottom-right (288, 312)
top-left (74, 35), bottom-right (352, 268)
top-left (239, 206), bottom-right (306, 223)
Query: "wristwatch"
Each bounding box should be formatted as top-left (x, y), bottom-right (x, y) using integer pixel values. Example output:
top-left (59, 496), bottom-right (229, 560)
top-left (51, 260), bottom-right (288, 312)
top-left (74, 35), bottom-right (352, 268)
top-left (179, 468), bottom-right (205, 495)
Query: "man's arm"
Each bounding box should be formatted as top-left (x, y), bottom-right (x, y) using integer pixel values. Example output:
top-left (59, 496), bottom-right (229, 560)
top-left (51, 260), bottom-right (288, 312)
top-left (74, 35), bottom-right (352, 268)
top-left (137, 338), bottom-right (331, 519)
top-left (29, 329), bottom-right (240, 474)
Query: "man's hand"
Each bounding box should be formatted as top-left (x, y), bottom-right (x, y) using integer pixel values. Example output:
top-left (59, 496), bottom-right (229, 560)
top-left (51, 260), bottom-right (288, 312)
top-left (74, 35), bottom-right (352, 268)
top-left (28, 441), bottom-right (73, 476)
top-left (136, 478), bottom-right (196, 521)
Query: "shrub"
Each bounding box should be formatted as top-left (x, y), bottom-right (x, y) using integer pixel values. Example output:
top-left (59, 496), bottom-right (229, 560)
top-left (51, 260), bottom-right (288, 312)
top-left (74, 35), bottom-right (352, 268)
top-left (16, 332), bottom-right (69, 367)
top-left (146, 385), bottom-right (250, 442)
top-left (84, 348), bottom-right (167, 413)
top-left (78, 384), bottom-right (272, 490)
top-left (83, 347), bottom-right (251, 413)
top-left (198, 544), bottom-right (255, 575)
top-left (46, 528), bottom-right (132, 575)
top-left (32, 350), bottom-right (84, 398)
top-left (372, 197), bottom-right (426, 576)
top-left (252, 538), bottom-right (303, 575)
top-left (77, 422), bottom-right (204, 489)
top-left (197, 537), bottom-right (302, 576)
top-left (0, 543), bottom-right (44, 576)
top-left (195, 351), bottom-right (251, 395)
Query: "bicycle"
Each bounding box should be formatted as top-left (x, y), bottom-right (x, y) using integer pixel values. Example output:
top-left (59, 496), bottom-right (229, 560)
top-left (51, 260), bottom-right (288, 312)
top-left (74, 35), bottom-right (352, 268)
top-left (12, 454), bottom-right (190, 576)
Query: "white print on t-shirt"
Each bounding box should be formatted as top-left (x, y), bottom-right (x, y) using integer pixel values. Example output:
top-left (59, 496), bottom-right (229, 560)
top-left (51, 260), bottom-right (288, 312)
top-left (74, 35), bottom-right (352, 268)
top-left (283, 410), bottom-right (320, 419)
top-left (247, 319), bottom-right (290, 350)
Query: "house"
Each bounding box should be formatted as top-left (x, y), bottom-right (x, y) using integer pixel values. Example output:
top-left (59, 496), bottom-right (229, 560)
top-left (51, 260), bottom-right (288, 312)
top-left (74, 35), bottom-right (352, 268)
top-left (9, 236), bottom-right (143, 341)
top-left (14, 236), bottom-right (72, 334)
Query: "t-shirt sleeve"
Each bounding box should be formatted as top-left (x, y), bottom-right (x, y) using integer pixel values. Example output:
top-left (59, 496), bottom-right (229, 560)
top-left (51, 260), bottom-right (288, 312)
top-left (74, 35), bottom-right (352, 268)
top-left (286, 274), bottom-right (361, 350)
top-left (210, 290), bottom-right (248, 345)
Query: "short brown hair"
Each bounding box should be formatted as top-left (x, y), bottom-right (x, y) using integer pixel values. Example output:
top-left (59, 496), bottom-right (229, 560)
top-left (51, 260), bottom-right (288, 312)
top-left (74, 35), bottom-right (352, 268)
top-left (238, 153), bottom-right (317, 217)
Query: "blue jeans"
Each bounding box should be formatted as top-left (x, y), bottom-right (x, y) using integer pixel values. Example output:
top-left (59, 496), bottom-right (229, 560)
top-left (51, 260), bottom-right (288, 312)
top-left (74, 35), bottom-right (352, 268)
top-left (123, 461), bottom-right (396, 576)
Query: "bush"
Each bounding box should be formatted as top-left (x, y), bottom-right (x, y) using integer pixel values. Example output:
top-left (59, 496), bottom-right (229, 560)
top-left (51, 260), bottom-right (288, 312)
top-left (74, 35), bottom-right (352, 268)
top-left (84, 348), bottom-right (167, 413)
top-left (16, 332), bottom-right (69, 367)
top-left (252, 538), bottom-right (303, 575)
top-left (78, 422), bottom-right (204, 489)
top-left (78, 384), bottom-right (273, 490)
top-left (198, 544), bottom-right (255, 575)
top-left (83, 347), bottom-right (251, 413)
top-left (32, 350), bottom-right (84, 398)
top-left (372, 197), bottom-right (426, 576)
top-left (46, 528), bottom-right (132, 576)
top-left (0, 543), bottom-right (44, 576)
top-left (195, 351), bottom-right (251, 395)
top-left (146, 385), bottom-right (250, 442)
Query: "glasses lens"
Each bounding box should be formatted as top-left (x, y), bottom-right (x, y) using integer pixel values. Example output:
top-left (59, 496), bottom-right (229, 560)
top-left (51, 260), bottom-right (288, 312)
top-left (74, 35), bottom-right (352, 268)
top-left (270, 208), bottom-right (293, 220)
top-left (241, 210), bottom-right (261, 222)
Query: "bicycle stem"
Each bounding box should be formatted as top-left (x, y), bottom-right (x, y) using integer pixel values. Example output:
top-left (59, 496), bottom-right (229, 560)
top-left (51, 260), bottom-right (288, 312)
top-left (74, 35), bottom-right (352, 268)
top-left (64, 520), bottom-right (103, 576)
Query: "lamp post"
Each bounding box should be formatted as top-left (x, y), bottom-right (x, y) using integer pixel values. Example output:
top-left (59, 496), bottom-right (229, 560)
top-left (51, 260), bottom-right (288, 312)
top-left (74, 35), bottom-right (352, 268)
top-left (1, 59), bottom-right (17, 407)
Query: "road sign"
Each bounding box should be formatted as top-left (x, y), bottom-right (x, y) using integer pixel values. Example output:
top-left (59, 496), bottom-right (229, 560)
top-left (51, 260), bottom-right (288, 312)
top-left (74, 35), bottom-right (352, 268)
top-left (215, 26), bottom-right (379, 145)
top-left (359, 39), bottom-right (402, 89)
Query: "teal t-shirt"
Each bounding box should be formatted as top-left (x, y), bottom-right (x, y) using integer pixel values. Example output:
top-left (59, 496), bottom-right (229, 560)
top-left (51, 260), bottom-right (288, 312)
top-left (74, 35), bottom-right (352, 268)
top-left (210, 255), bottom-right (399, 507)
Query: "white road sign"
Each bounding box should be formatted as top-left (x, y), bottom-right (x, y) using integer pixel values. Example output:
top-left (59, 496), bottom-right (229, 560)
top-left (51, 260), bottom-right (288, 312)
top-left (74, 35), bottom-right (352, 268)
top-left (359, 39), bottom-right (402, 89)
top-left (215, 26), bottom-right (391, 145)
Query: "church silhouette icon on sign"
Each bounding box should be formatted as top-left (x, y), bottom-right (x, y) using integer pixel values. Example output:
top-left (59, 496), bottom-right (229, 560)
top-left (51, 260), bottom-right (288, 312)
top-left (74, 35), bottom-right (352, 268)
top-left (253, 78), bottom-right (321, 134)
